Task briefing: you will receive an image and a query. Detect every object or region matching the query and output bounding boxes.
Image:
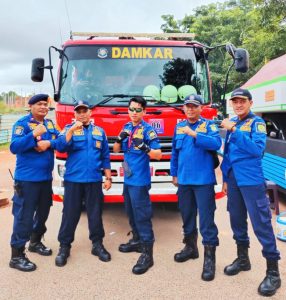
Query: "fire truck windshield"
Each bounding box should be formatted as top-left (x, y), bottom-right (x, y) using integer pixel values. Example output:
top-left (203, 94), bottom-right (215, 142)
top-left (59, 45), bottom-right (210, 107)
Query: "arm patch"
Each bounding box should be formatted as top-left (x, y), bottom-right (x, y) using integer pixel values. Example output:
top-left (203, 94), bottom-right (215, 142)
top-left (256, 122), bottom-right (267, 134)
top-left (176, 127), bottom-right (185, 134)
top-left (210, 124), bottom-right (218, 132)
top-left (148, 129), bottom-right (157, 140)
top-left (14, 126), bottom-right (24, 135)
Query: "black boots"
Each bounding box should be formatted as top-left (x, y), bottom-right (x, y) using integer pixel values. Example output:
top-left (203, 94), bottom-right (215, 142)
top-left (132, 243), bottom-right (154, 275)
top-left (119, 231), bottom-right (152, 275)
top-left (56, 242), bottom-right (111, 266)
top-left (91, 242), bottom-right (111, 262)
top-left (225, 246), bottom-right (281, 296)
top-left (28, 232), bottom-right (52, 256)
top-left (9, 246), bottom-right (37, 272)
top-left (55, 246), bottom-right (70, 267)
top-left (174, 234), bottom-right (199, 262)
top-left (174, 237), bottom-right (215, 282)
top-left (224, 244), bottom-right (251, 275)
top-left (258, 259), bottom-right (281, 297)
top-left (201, 245), bottom-right (216, 281)
top-left (119, 231), bottom-right (142, 253)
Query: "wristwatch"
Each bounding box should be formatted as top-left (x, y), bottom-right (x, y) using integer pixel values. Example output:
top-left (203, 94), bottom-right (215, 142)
top-left (105, 177), bottom-right (112, 182)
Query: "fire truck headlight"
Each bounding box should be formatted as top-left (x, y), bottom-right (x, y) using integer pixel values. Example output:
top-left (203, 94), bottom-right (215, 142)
top-left (58, 165), bottom-right (66, 178)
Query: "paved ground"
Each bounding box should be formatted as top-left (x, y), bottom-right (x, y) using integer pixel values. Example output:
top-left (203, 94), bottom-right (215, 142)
top-left (0, 149), bottom-right (285, 300)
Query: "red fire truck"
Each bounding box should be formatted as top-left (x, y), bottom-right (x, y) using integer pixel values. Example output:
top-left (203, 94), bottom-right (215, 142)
top-left (31, 32), bottom-right (249, 202)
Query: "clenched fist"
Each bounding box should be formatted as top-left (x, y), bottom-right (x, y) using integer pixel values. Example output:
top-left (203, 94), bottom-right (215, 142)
top-left (116, 131), bottom-right (129, 143)
top-left (35, 140), bottom-right (51, 152)
top-left (181, 126), bottom-right (197, 137)
top-left (33, 124), bottom-right (47, 137)
top-left (221, 118), bottom-right (235, 131)
top-left (70, 121), bottom-right (83, 132)
top-left (133, 137), bottom-right (151, 153)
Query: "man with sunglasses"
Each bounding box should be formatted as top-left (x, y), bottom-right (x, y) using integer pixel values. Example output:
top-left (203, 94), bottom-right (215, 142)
top-left (54, 100), bottom-right (112, 267)
top-left (171, 94), bottom-right (221, 281)
top-left (220, 88), bottom-right (281, 296)
top-left (113, 96), bottom-right (162, 275)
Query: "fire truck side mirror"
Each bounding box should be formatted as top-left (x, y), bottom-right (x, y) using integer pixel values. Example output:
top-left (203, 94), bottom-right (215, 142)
top-left (31, 58), bottom-right (45, 82)
top-left (225, 43), bottom-right (236, 59)
top-left (234, 48), bottom-right (249, 73)
top-left (54, 92), bottom-right (59, 102)
top-left (210, 102), bottom-right (221, 109)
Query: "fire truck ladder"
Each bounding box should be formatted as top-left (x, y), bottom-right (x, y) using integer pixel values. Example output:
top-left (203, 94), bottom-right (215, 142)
top-left (71, 31), bottom-right (195, 40)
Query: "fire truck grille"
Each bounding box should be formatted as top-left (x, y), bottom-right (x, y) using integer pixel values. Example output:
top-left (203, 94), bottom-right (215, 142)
top-left (108, 136), bottom-right (173, 154)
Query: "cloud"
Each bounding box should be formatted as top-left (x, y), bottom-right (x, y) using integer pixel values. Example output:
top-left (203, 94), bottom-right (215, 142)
top-left (0, 0), bottom-right (214, 94)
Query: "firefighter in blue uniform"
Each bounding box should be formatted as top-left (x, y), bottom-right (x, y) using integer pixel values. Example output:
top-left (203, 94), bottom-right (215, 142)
top-left (55, 101), bottom-right (112, 267)
top-left (221, 88), bottom-right (281, 297)
top-left (9, 94), bottom-right (59, 272)
top-left (171, 94), bottom-right (221, 281)
top-left (113, 96), bottom-right (162, 275)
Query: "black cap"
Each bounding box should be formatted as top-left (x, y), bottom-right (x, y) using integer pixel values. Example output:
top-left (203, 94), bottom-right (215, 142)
top-left (184, 94), bottom-right (203, 106)
top-left (28, 94), bottom-right (49, 105)
top-left (74, 100), bottom-right (90, 111)
top-left (230, 88), bottom-right (252, 101)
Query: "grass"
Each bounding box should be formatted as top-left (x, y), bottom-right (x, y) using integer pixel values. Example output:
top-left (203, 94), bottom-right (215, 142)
top-left (0, 143), bottom-right (9, 151)
top-left (0, 102), bottom-right (26, 114)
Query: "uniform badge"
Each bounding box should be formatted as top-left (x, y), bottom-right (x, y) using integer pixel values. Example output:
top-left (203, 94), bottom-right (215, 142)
top-left (14, 126), bottom-right (24, 135)
top-left (176, 127), bottom-right (185, 134)
top-left (92, 127), bottom-right (102, 136)
top-left (96, 140), bottom-right (101, 148)
top-left (28, 123), bottom-right (38, 130)
top-left (196, 122), bottom-right (207, 133)
top-left (148, 130), bottom-right (157, 140)
top-left (256, 122), bottom-right (267, 134)
top-left (47, 121), bottom-right (54, 129)
top-left (240, 119), bottom-right (253, 132)
top-left (73, 129), bottom-right (84, 136)
top-left (134, 128), bottom-right (143, 139)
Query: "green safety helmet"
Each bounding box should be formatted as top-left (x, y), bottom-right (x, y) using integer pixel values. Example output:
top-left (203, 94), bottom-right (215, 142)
top-left (143, 85), bottom-right (160, 101)
top-left (160, 85), bottom-right (178, 103)
top-left (178, 85), bottom-right (197, 101)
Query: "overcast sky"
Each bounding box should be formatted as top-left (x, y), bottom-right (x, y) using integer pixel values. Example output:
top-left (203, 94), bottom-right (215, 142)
top-left (0, 0), bottom-right (215, 96)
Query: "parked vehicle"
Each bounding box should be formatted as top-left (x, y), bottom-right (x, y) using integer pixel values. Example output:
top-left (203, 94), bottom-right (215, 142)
top-left (31, 32), bottom-right (249, 202)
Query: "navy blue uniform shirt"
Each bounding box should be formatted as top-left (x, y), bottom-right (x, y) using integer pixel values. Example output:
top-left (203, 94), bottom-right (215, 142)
top-left (221, 112), bottom-right (267, 186)
top-left (171, 118), bottom-right (221, 185)
top-left (57, 123), bottom-right (110, 183)
top-left (120, 120), bottom-right (161, 186)
top-left (10, 113), bottom-right (59, 181)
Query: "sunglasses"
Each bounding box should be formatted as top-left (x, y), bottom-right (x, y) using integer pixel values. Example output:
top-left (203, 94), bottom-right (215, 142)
top-left (128, 107), bottom-right (143, 113)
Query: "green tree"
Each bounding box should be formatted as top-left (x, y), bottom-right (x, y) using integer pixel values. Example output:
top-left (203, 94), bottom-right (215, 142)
top-left (254, 0), bottom-right (286, 24)
top-left (160, 0), bottom-right (286, 106)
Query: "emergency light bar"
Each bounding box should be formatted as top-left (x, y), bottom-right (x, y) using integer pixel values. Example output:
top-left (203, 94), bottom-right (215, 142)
top-left (71, 32), bottom-right (195, 40)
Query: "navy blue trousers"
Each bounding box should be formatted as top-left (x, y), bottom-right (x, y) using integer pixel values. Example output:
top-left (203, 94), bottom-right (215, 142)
top-left (58, 181), bottom-right (105, 247)
top-left (177, 184), bottom-right (219, 246)
top-left (11, 180), bottom-right (52, 248)
top-left (227, 170), bottom-right (280, 260)
top-left (123, 184), bottom-right (154, 243)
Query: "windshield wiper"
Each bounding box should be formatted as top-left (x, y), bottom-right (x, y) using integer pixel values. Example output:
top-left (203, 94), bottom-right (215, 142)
top-left (91, 94), bottom-right (138, 107)
top-left (92, 94), bottom-right (184, 114)
top-left (146, 98), bottom-right (184, 113)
